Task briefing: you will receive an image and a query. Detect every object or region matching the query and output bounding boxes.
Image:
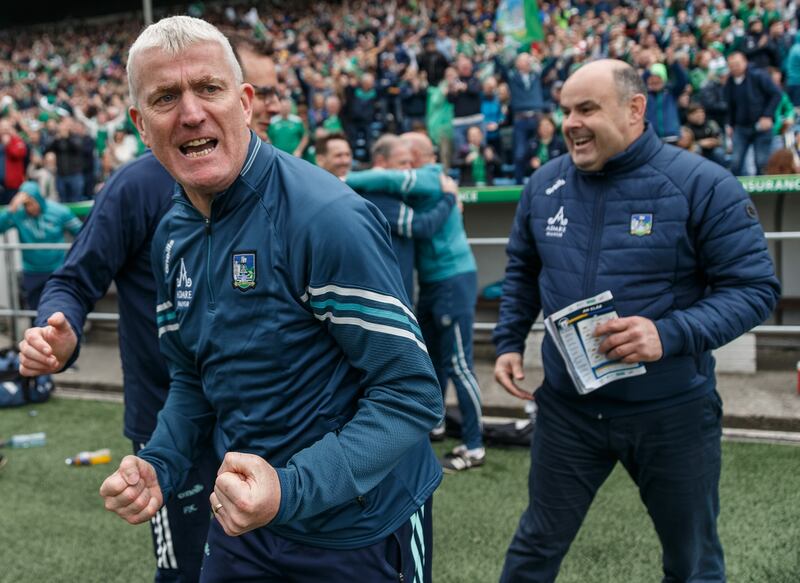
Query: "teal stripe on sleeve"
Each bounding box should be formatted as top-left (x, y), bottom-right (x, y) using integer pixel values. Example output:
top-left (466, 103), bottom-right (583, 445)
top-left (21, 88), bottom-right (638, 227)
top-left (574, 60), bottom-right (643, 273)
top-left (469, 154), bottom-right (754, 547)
top-left (156, 311), bottom-right (178, 326)
top-left (310, 299), bottom-right (423, 339)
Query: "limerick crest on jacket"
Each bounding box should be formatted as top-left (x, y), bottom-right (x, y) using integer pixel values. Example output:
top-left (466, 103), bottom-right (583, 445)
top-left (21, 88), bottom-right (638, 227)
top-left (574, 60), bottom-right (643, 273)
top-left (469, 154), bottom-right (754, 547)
top-left (630, 213), bottom-right (653, 236)
top-left (232, 252), bottom-right (256, 291)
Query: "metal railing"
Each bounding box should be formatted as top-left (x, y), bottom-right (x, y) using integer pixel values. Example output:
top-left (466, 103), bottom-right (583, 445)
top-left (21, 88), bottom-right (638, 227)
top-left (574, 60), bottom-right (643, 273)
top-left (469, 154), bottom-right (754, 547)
top-left (468, 231), bottom-right (800, 335)
top-left (1, 225), bottom-right (798, 338)
top-left (0, 237), bottom-right (121, 342)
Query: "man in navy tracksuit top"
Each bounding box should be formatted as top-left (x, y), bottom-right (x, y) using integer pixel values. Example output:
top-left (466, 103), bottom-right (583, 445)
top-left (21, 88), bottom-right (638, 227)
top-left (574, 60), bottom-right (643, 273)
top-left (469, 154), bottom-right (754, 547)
top-left (493, 60), bottom-right (779, 582)
top-left (19, 32), bottom-right (283, 583)
top-left (19, 152), bottom-right (218, 582)
top-left (97, 17), bottom-right (442, 582)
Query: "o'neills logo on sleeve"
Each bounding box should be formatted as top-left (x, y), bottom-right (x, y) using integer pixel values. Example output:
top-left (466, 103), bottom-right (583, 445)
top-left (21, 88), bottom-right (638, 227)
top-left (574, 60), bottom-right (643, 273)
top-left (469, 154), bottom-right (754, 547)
top-left (545, 178), bottom-right (566, 196)
top-left (164, 239), bottom-right (174, 274)
top-left (546, 206), bottom-right (569, 238)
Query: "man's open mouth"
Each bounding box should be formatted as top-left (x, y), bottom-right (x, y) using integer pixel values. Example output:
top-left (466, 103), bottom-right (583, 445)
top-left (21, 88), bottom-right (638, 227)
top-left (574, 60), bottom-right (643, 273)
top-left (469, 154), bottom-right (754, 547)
top-left (572, 136), bottom-right (593, 147)
top-left (180, 138), bottom-right (218, 158)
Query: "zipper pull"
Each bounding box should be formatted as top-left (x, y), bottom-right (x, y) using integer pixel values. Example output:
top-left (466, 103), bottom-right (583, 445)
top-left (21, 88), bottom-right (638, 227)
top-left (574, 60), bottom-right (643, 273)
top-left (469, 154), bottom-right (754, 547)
top-left (204, 217), bottom-right (211, 235)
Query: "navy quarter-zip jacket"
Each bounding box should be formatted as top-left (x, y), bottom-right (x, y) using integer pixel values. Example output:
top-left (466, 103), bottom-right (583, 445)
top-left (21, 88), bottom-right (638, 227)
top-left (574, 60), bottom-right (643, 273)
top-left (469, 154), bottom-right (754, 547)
top-left (141, 134), bottom-right (443, 549)
top-left (493, 125), bottom-right (780, 418)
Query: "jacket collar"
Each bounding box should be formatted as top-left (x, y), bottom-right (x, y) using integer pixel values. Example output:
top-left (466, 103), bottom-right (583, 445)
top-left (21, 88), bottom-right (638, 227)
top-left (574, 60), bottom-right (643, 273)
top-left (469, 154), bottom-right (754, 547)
top-left (577, 123), bottom-right (663, 177)
top-left (172, 131), bottom-right (274, 216)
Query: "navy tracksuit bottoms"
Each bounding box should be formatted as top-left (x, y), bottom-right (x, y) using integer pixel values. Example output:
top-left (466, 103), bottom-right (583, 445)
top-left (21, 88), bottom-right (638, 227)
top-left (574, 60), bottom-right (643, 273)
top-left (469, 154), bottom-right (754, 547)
top-left (199, 498), bottom-right (433, 582)
top-left (500, 389), bottom-right (726, 583)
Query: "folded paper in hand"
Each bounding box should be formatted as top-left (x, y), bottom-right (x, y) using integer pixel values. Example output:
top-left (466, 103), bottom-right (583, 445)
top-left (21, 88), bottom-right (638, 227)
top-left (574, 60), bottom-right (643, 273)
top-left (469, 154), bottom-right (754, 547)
top-left (544, 290), bottom-right (646, 395)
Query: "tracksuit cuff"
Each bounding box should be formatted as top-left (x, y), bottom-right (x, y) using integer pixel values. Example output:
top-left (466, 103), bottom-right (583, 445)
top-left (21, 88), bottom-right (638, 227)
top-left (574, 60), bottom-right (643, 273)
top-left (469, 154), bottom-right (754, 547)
top-left (655, 317), bottom-right (686, 359)
top-left (137, 452), bottom-right (173, 502)
top-left (273, 466), bottom-right (300, 525)
top-left (493, 335), bottom-right (526, 358)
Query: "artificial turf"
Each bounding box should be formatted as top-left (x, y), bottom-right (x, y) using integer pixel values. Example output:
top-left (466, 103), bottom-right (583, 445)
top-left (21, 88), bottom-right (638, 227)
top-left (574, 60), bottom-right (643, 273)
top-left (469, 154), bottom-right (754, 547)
top-left (1, 398), bottom-right (798, 582)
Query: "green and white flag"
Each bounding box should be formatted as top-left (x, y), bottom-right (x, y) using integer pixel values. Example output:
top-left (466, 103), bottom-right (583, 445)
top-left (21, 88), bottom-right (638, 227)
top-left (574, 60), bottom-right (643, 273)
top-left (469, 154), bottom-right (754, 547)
top-left (496, 0), bottom-right (544, 43)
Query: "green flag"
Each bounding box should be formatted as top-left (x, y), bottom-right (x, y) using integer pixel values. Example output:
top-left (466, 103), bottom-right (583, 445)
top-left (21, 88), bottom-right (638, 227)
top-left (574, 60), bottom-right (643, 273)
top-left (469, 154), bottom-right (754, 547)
top-left (524, 0), bottom-right (543, 42)
top-left (496, 0), bottom-right (543, 44)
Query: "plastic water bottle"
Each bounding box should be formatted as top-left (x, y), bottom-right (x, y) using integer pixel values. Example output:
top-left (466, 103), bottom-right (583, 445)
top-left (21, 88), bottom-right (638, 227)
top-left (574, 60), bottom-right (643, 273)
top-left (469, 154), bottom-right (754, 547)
top-left (0, 432), bottom-right (47, 448)
top-left (65, 448), bottom-right (111, 466)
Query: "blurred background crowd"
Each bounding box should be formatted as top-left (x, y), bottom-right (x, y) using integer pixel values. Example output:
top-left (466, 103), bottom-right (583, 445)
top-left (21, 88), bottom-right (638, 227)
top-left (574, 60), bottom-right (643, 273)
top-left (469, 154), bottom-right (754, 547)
top-left (2, 0), bottom-right (800, 205)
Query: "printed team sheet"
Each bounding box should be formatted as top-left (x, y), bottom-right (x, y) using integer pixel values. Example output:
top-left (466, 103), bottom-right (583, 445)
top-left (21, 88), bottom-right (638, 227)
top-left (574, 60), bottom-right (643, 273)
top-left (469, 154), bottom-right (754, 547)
top-left (544, 291), bottom-right (646, 395)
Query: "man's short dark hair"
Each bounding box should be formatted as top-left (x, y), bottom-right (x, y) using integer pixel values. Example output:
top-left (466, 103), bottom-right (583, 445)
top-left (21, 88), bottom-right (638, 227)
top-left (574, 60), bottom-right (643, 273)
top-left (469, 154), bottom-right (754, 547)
top-left (687, 101), bottom-right (705, 114)
top-left (613, 65), bottom-right (647, 103)
top-left (316, 132), bottom-right (350, 156)
top-left (225, 30), bottom-right (274, 78)
top-left (224, 30), bottom-right (274, 58)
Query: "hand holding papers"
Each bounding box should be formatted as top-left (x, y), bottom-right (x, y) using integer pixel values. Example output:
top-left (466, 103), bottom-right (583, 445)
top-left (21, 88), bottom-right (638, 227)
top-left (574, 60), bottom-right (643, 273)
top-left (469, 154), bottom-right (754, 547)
top-left (544, 291), bottom-right (646, 395)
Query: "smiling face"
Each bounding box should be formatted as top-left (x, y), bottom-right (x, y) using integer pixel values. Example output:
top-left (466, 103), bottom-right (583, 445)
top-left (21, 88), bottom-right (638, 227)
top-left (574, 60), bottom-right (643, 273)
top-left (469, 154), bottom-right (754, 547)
top-left (560, 61), bottom-right (645, 172)
top-left (317, 138), bottom-right (353, 178)
top-left (129, 41), bottom-right (253, 202)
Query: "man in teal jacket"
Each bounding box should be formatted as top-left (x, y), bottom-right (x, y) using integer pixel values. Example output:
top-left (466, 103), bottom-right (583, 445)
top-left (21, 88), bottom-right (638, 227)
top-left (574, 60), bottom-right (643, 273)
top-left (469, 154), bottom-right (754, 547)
top-left (0, 181), bottom-right (82, 308)
top-left (347, 133), bottom-right (486, 473)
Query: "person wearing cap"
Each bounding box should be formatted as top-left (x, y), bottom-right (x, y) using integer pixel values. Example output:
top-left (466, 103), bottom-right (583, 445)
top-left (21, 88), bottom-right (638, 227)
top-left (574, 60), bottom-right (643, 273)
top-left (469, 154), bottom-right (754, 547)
top-left (708, 42), bottom-right (728, 74)
top-left (0, 181), bottom-right (82, 309)
top-left (644, 54), bottom-right (689, 143)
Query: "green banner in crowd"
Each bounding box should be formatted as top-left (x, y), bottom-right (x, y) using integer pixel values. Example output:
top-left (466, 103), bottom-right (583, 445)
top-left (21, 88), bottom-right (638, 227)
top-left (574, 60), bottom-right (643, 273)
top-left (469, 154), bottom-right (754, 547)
top-left (458, 175), bottom-right (800, 204)
top-left (524, 0), bottom-right (544, 43)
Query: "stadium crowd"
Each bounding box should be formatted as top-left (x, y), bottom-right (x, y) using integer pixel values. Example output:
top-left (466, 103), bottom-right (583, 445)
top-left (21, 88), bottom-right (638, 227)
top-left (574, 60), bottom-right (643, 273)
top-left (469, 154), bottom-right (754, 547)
top-left (2, 0), bottom-right (800, 203)
top-left (6, 10), bottom-right (784, 582)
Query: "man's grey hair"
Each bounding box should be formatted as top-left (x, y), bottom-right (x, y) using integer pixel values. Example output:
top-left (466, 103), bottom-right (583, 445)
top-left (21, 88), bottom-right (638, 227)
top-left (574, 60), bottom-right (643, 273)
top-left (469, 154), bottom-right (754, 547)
top-left (371, 134), bottom-right (400, 162)
top-left (127, 15), bottom-right (243, 108)
top-left (613, 65), bottom-right (647, 103)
